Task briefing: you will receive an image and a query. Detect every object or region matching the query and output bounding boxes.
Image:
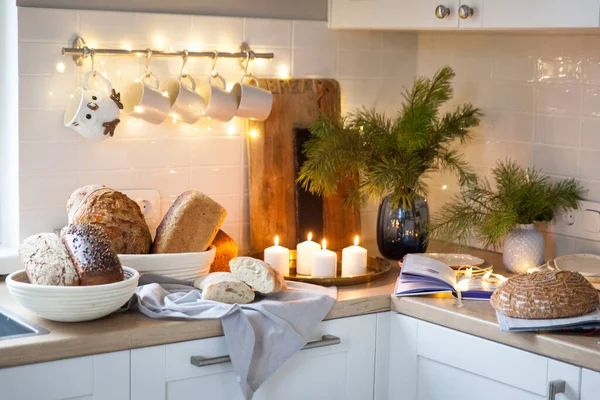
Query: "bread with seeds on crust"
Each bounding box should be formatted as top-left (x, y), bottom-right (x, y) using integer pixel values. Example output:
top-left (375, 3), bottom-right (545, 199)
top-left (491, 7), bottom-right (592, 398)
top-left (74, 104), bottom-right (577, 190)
top-left (61, 223), bottom-right (124, 285)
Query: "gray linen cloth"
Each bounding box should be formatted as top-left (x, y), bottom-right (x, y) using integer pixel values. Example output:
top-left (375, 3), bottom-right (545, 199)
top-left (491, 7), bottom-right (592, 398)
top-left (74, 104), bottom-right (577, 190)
top-left (128, 274), bottom-right (337, 399)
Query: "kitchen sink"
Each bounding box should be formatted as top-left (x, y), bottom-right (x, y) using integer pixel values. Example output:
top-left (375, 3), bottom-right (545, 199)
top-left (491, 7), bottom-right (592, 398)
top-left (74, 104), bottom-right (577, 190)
top-left (0, 307), bottom-right (49, 340)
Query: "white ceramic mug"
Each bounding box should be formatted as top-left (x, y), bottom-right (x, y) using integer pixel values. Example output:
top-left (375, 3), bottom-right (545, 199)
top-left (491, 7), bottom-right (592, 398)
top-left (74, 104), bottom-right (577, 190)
top-left (166, 74), bottom-right (205, 124)
top-left (64, 71), bottom-right (122, 141)
top-left (199, 75), bottom-right (238, 122)
top-left (122, 74), bottom-right (171, 124)
top-left (231, 76), bottom-right (273, 121)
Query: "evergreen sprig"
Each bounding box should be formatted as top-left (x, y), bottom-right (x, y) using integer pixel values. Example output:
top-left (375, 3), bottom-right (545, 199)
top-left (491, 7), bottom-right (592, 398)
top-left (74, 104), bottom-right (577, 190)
top-left (297, 66), bottom-right (481, 208)
top-left (431, 159), bottom-right (586, 248)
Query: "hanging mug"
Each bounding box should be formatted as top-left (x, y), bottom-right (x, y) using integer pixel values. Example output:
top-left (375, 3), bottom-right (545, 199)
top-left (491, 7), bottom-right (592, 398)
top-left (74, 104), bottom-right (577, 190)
top-left (64, 70), bottom-right (123, 141)
top-left (166, 74), bottom-right (205, 124)
top-left (198, 53), bottom-right (238, 122)
top-left (230, 75), bottom-right (273, 121)
top-left (122, 73), bottom-right (171, 124)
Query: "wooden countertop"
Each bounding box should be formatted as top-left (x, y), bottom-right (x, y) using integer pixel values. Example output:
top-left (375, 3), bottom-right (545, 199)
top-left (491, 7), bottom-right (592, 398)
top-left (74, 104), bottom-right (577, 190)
top-left (3, 240), bottom-right (600, 373)
top-left (0, 250), bottom-right (398, 368)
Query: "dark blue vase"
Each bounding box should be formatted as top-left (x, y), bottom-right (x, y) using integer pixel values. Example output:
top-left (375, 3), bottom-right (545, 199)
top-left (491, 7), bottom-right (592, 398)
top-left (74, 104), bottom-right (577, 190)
top-left (376, 194), bottom-right (429, 260)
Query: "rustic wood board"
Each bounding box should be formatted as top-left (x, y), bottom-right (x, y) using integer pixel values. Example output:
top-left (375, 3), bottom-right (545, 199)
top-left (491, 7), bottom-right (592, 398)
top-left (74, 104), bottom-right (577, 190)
top-left (247, 79), bottom-right (361, 251)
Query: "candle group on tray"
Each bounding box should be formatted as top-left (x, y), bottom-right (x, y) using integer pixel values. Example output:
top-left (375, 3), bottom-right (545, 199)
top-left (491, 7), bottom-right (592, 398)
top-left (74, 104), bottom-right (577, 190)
top-left (263, 234), bottom-right (368, 278)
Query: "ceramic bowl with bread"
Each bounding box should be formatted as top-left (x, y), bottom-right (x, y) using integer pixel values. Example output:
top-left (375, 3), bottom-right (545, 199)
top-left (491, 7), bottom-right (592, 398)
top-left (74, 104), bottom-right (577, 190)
top-left (10, 223), bottom-right (138, 322)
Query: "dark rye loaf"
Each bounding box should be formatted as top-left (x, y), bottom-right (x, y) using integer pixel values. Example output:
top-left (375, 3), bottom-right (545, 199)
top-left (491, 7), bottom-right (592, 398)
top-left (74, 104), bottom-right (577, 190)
top-left (152, 191), bottom-right (227, 254)
top-left (68, 187), bottom-right (152, 254)
top-left (61, 224), bottom-right (124, 286)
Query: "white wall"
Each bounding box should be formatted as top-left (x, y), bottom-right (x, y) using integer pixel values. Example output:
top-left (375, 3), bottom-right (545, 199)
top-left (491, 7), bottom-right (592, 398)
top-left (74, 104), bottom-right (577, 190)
top-left (1, 1), bottom-right (19, 247)
top-left (16, 7), bottom-right (417, 250)
top-left (418, 32), bottom-right (600, 258)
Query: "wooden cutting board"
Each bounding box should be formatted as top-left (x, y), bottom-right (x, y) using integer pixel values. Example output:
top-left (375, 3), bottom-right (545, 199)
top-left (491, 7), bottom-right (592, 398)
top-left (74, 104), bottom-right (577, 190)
top-left (247, 79), bottom-right (361, 251)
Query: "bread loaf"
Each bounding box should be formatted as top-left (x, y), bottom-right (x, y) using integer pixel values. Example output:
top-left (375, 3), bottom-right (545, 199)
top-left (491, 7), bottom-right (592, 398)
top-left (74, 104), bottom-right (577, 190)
top-left (68, 186), bottom-right (152, 254)
top-left (19, 233), bottom-right (80, 286)
top-left (490, 270), bottom-right (599, 319)
top-left (210, 230), bottom-right (238, 273)
top-left (61, 224), bottom-right (124, 286)
top-left (194, 272), bottom-right (254, 304)
top-left (229, 257), bottom-right (287, 294)
top-left (152, 191), bottom-right (227, 254)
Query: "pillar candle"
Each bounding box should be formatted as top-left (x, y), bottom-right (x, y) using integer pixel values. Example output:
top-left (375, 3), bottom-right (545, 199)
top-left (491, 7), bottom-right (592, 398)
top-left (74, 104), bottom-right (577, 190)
top-left (312, 239), bottom-right (337, 277)
top-left (296, 232), bottom-right (321, 275)
top-left (341, 236), bottom-right (368, 276)
top-left (264, 235), bottom-right (290, 276)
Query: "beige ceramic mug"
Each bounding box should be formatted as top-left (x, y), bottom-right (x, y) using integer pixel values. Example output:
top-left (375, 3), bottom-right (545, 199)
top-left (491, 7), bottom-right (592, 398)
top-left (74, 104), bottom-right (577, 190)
top-left (122, 73), bottom-right (171, 124)
top-left (199, 74), bottom-right (238, 122)
top-left (230, 75), bottom-right (273, 121)
top-left (166, 74), bottom-right (206, 124)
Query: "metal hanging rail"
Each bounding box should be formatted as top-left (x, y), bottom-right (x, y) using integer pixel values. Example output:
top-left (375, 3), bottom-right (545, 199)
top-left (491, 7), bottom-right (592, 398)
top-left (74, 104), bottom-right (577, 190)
top-left (61, 37), bottom-right (274, 66)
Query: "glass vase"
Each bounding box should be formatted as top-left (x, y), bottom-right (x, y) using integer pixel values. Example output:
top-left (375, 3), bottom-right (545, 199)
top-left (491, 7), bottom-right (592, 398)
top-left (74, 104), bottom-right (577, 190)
top-left (376, 195), bottom-right (429, 260)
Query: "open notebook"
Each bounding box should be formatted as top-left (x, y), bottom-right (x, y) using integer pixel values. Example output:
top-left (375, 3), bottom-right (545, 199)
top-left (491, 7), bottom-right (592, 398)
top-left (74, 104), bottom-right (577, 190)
top-left (394, 254), bottom-right (497, 300)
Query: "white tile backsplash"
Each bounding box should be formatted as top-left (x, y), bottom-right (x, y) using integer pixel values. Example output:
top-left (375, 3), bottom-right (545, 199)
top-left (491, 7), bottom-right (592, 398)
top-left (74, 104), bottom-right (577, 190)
top-left (419, 32), bottom-right (600, 254)
top-left (16, 8), bottom-right (416, 247)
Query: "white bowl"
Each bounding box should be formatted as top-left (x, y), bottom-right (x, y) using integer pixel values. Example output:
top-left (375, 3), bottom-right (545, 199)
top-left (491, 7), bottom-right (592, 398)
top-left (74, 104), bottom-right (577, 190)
top-left (6, 267), bottom-right (139, 322)
top-left (118, 246), bottom-right (216, 281)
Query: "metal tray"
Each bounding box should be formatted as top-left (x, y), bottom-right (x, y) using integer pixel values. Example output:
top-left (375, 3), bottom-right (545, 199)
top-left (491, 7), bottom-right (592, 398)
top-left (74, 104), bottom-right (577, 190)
top-left (249, 250), bottom-right (392, 286)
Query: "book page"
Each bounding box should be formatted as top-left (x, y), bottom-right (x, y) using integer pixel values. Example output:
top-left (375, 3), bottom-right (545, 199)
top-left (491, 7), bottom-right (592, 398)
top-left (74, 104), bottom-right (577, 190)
top-left (401, 254), bottom-right (457, 287)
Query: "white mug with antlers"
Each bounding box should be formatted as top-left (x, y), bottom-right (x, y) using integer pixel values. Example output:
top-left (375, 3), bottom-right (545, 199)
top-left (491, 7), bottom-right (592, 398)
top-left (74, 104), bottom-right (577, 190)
top-left (64, 70), bottom-right (123, 141)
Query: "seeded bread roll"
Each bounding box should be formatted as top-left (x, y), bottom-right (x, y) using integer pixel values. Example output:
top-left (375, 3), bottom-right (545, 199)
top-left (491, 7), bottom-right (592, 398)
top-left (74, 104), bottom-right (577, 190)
top-left (210, 230), bottom-right (238, 273)
top-left (490, 270), bottom-right (599, 319)
top-left (68, 186), bottom-right (152, 254)
top-left (230, 257), bottom-right (287, 294)
top-left (19, 233), bottom-right (80, 286)
top-left (194, 272), bottom-right (254, 304)
top-left (61, 224), bottom-right (124, 286)
top-left (152, 190), bottom-right (227, 254)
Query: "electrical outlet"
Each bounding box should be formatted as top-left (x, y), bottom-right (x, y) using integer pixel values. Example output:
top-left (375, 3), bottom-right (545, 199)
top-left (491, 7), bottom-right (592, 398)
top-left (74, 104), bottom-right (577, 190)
top-left (119, 189), bottom-right (161, 238)
top-left (545, 200), bottom-right (600, 240)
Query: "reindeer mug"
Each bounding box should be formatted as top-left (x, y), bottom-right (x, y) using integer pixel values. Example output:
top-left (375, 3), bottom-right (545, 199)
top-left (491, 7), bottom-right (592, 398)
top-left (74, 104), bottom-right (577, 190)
top-left (64, 71), bottom-right (123, 141)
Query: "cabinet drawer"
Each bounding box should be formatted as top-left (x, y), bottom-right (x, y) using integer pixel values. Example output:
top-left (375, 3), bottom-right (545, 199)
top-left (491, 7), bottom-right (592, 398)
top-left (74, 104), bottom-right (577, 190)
top-left (0, 356), bottom-right (94, 400)
top-left (165, 318), bottom-right (355, 382)
top-left (417, 320), bottom-right (548, 396)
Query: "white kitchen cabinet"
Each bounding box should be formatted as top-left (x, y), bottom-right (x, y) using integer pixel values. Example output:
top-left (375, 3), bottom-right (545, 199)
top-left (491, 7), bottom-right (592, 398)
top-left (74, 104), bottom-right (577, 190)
top-left (481, 0), bottom-right (600, 28)
top-left (581, 368), bottom-right (600, 400)
top-left (131, 314), bottom-right (377, 400)
top-left (386, 314), bottom-right (582, 400)
top-left (329, 0), bottom-right (460, 29)
top-left (329, 0), bottom-right (600, 30)
top-left (0, 350), bottom-right (130, 400)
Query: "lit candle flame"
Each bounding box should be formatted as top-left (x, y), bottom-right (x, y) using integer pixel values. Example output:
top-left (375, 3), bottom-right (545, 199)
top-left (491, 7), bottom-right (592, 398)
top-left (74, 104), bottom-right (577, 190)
top-left (354, 235), bottom-right (359, 246)
top-left (322, 238), bottom-right (327, 250)
top-left (308, 232), bottom-right (313, 241)
top-left (274, 235), bottom-right (279, 246)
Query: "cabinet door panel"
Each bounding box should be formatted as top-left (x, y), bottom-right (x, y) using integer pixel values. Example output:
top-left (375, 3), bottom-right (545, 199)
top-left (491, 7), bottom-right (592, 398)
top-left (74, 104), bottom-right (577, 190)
top-left (329, 0), bottom-right (460, 29)
top-left (417, 319), bottom-right (548, 396)
top-left (482, 0), bottom-right (600, 28)
top-left (581, 368), bottom-right (600, 400)
top-left (417, 358), bottom-right (543, 400)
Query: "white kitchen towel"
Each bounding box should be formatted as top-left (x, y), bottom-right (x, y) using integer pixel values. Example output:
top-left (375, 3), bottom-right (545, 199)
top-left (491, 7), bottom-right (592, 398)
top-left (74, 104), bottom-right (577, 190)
top-left (130, 275), bottom-right (337, 399)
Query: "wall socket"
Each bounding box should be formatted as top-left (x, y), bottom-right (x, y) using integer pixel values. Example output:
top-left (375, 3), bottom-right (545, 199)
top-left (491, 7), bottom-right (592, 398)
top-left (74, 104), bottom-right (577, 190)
top-left (120, 189), bottom-right (161, 238)
top-left (545, 200), bottom-right (600, 241)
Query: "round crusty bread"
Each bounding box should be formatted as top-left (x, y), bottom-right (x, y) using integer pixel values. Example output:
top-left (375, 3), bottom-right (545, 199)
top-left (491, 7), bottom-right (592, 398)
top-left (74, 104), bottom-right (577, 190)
top-left (152, 190), bottom-right (227, 254)
top-left (210, 230), bottom-right (238, 273)
top-left (229, 256), bottom-right (287, 294)
top-left (68, 187), bottom-right (152, 254)
top-left (194, 272), bottom-right (254, 304)
top-left (19, 233), bottom-right (80, 286)
top-left (61, 223), bottom-right (124, 286)
top-left (66, 184), bottom-right (105, 221)
top-left (490, 270), bottom-right (599, 319)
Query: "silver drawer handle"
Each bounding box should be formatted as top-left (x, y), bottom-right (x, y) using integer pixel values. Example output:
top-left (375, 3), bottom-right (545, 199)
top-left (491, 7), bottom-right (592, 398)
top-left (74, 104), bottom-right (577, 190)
top-left (190, 334), bottom-right (341, 368)
top-left (547, 380), bottom-right (566, 400)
